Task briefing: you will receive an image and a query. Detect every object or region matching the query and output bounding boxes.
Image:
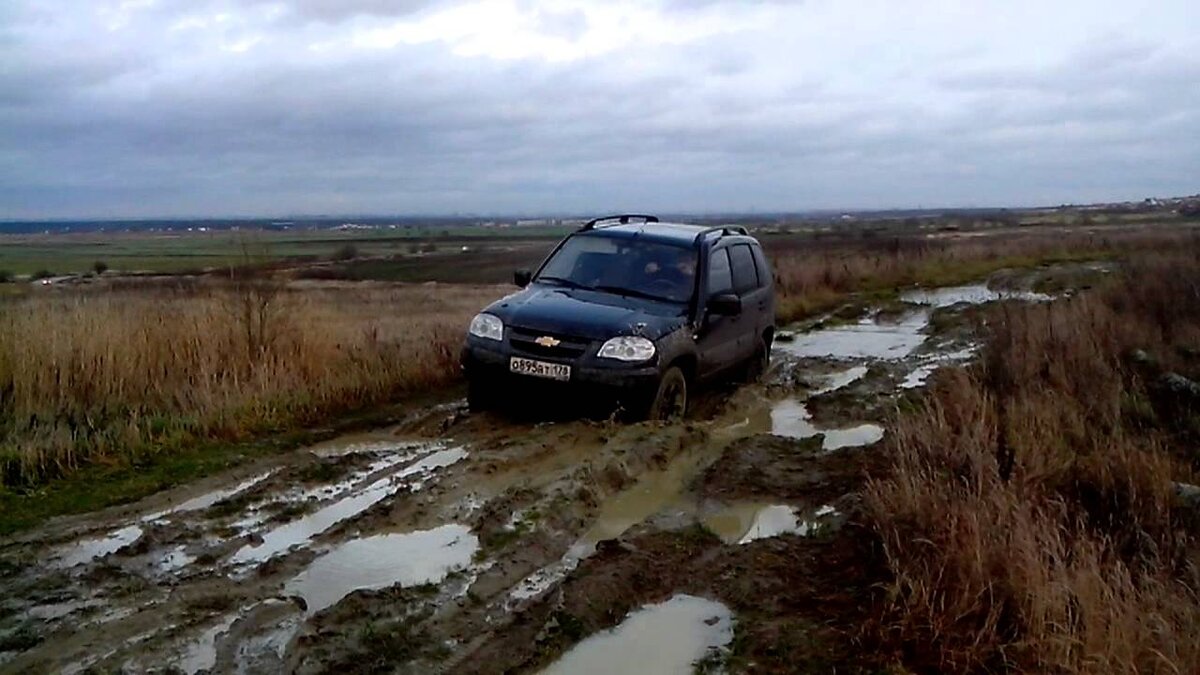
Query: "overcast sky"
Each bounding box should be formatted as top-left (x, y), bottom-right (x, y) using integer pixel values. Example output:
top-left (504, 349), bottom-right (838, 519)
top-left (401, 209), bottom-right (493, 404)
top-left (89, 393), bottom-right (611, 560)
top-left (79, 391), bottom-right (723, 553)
top-left (1, 0), bottom-right (1197, 219)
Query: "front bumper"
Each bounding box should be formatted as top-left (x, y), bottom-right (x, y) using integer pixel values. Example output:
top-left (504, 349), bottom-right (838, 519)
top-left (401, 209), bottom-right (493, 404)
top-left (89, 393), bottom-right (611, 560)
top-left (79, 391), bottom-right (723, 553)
top-left (461, 338), bottom-right (660, 398)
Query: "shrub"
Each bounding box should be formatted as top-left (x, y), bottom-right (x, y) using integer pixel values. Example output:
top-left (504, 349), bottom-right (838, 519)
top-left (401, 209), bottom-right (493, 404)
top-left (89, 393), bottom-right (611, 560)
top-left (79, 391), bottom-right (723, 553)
top-left (332, 244), bottom-right (359, 261)
top-left (92, 261), bottom-right (109, 275)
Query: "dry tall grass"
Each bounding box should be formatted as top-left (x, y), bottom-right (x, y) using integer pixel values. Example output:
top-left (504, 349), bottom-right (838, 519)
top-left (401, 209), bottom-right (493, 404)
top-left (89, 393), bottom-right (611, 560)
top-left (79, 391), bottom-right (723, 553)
top-left (0, 281), bottom-right (502, 486)
top-left (866, 245), bottom-right (1200, 673)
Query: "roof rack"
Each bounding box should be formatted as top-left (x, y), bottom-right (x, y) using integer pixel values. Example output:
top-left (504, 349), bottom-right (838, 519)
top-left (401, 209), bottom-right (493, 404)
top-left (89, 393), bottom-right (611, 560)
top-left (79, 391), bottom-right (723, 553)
top-left (581, 214), bottom-right (660, 230)
top-left (694, 225), bottom-right (749, 242)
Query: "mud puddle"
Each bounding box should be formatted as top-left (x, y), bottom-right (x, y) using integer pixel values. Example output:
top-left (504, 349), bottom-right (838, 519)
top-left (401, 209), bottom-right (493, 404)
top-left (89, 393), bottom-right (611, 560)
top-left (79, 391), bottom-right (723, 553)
top-left (51, 524), bottom-right (145, 569)
top-left (776, 310), bottom-right (929, 360)
top-left (704, 502), bottom-right (841, 544)
top-left (285, 524), bottom-right (478, 614)
top-left (538, 595), bottom-right (733, 675)
top-left (901, 283), bottom-right (1050, 307)
top-left (761, 398), bottom-right (885, 450)
top-left (231, 445), bottom-right (468, 566)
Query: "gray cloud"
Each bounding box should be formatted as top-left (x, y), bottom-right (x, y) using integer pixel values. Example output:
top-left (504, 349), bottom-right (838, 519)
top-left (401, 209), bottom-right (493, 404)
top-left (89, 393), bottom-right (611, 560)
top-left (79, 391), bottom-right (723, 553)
top-left (0, 0), bottom-right (1197, 218)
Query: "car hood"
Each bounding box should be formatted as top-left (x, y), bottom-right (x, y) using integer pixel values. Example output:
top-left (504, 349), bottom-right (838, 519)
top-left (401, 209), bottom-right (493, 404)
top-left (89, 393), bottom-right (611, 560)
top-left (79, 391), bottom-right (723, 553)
top-left (484, 285), bottom-right (687, 341)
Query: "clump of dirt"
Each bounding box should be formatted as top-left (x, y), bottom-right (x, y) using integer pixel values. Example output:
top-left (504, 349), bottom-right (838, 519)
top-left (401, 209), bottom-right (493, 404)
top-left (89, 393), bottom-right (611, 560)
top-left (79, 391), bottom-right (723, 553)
top-left (292, 586), bottom-right (449, 674)
top-left (698, 434), bottom-right (880, 506)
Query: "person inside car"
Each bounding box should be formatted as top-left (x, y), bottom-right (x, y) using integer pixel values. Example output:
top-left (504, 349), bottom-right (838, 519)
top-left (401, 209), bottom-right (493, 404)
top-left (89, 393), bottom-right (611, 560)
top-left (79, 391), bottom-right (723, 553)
top-left (641, 249), bottom-right (696, 301)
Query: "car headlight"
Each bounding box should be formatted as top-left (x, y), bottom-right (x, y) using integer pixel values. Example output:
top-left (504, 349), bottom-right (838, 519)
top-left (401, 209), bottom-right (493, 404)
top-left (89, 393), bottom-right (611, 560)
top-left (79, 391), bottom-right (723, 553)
top-left (598, 336), bottom-right (656, 362)
top-left (468, 313), bottom-right (504, 341)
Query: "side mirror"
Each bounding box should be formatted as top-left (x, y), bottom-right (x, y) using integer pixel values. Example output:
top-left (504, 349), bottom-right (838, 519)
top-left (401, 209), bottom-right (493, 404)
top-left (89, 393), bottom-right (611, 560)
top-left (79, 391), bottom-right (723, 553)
top-left (707, 293), bottom-right (742, 316)
top-left (514, 268), bottom-right (532, 288)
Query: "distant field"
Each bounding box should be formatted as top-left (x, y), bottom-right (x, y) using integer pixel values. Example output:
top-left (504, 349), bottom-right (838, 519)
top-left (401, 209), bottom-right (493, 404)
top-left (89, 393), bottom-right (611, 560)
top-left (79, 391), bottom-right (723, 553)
top-left (4, 206), bottom-right (1196, 280)
top-left (0, 225), bottom-right (572, 277)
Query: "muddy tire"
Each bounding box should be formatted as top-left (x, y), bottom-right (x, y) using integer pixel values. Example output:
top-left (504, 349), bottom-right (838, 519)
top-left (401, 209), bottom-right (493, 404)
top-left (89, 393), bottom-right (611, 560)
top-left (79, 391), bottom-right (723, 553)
top-left (645, 366), bottom-right (688, 421)
top-left (467, 378), bottom-right (496, 413)
top-left (742, 338), bottom-right (771, 383)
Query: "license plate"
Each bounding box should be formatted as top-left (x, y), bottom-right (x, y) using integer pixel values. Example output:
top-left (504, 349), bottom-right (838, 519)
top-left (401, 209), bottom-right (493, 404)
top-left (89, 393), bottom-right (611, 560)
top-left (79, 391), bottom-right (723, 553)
top-left (509, 357), bottom-right (571, 381)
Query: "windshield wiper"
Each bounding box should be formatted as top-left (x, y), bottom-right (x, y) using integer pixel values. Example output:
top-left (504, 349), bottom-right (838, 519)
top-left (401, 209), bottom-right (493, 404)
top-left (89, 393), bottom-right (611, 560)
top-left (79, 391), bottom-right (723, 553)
top-left (593, 285), bottom-right (678, 303)
top-left (537, 275), bottom-right (590, 290)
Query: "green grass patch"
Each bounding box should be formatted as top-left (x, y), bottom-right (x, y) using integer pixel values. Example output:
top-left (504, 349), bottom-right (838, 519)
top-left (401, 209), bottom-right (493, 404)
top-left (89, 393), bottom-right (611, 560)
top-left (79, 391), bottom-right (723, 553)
top-left (0, 396), bottom-right (437, 536)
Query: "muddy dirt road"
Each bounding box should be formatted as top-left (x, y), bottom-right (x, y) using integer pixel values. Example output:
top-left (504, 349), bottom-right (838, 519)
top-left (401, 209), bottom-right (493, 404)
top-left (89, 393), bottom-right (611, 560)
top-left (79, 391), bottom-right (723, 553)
top-left (0, 278), bottom-right (1070, 674)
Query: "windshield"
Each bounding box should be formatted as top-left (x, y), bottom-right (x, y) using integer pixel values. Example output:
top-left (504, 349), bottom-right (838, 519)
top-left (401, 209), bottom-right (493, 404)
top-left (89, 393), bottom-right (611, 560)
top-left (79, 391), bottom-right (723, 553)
top-left (536, 234), bottom-right (698, 303)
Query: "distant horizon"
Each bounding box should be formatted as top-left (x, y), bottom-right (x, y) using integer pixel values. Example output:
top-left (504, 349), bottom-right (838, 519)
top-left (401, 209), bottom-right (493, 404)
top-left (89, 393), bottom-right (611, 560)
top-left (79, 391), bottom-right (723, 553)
top-left (3, 191), bottom-right (1196, 226)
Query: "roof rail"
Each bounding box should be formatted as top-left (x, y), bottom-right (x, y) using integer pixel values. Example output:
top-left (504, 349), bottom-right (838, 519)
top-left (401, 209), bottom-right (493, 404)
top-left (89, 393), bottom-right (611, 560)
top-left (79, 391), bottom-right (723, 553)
top-left (581, 214), bottom-right (660, 230)
top-left (694, 225), bottom-right (749, 242)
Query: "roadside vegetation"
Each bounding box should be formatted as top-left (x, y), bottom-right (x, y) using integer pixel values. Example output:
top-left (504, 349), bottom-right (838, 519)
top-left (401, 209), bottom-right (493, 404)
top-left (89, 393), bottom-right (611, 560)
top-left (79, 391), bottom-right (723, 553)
top-left (866, 242), bottom-right (1200, 672)
top-left (769, 228), bottom-right (1183, 323)
top-left (0, 282), bottom-right (498, 492)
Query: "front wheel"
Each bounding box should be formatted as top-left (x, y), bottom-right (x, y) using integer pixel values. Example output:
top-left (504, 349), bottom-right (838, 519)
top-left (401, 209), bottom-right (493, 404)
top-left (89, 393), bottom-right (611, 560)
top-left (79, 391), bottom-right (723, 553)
top-left (467, 378), bottom-right (496, 413)
top-left (646, 366), bottom-right (688, 421)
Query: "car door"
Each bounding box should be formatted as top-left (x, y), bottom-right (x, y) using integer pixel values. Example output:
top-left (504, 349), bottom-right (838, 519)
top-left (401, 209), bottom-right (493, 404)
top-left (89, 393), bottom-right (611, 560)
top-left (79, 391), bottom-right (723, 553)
top-left (695, 246), bottom-right (743, 379)
top-left (728, 243), bottom-right (769, 358)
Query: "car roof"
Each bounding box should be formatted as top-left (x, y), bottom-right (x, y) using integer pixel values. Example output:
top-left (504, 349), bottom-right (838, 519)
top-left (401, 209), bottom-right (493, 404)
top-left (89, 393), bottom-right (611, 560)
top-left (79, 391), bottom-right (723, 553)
top-left (578, 221), bottom-right (734, 247)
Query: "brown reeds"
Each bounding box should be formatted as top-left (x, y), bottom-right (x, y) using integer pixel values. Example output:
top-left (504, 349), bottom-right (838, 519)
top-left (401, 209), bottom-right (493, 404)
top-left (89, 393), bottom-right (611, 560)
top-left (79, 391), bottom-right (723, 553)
top-left (0, 281), bottom-right (501, 486)
top-left (865, 245), bottom-right (1200, 673)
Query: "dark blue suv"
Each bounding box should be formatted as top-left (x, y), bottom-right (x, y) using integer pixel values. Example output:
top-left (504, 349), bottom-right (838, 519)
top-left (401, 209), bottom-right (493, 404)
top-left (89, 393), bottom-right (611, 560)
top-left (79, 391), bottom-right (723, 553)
top-left (461, 215), bottom-right (775, 420)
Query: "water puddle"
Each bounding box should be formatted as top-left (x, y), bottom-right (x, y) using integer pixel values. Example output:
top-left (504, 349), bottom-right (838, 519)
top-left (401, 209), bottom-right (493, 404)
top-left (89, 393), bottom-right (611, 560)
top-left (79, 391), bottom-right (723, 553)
top-left (26, 599), bottom-right (97, 621)
top-left (284, 524), bottom-right (478, 614)
top-left (143, 471), bottom-right (275, 523)
top-left (307, 433), bottom-right (429, 459)
top-left (174, 614), bottom-right (238, 674)
top-left (824, 423), bottom-right (886, 450)
top-left (900, 345), bottom-right (978, 389)
top-left (812, 365), bottom-right (869, 395)
top-left (52, 525), bottom-right (144, 568)
top-left (705, 503), bottom-right (839, 544)
top-left (538, 594), bottom-right (733, 675)
top-left (901, 284), bottom-right (1051, 308)
top-left (230, 446), bottom-right (468, 565)
top-left (229, 449), bottom-right (435, 532)
top-left (776, 311), bottom-right (929, 360)
top-left (156, 546), bottom-right (196, 573)
top-left (767, 399), bottom-right (884, 450)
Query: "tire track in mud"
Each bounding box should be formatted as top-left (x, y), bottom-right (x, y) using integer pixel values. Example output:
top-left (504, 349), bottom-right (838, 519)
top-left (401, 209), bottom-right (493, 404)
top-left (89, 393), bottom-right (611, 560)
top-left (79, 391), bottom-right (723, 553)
top-left (0, 280), bottom-right (1060, 674)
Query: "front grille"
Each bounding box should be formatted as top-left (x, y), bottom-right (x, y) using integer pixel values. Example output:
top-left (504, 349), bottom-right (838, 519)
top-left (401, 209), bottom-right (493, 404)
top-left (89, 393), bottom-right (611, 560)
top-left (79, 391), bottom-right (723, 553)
top-left (508, 327), bottom-right (591, 359)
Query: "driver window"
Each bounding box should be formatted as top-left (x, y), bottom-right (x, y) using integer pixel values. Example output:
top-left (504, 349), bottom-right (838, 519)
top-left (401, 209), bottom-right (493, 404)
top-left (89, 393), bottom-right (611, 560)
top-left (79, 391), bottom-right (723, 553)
top-left (708, 249), bottom-right (732, 294)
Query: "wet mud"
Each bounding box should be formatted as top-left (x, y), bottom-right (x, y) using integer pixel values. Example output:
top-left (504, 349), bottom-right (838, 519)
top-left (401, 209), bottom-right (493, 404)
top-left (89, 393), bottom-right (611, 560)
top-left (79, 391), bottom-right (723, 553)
top-left (0, 277), bottom-right (1060, 674)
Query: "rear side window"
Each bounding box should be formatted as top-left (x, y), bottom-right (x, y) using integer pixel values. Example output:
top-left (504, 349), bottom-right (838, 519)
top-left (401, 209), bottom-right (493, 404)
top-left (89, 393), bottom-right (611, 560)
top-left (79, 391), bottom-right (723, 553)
top-left (729, 245), bottom-right (758, 294)
top-left (750, 244), bottom-right (772, 288)
top-left (707, 249), bottom-right (732, 294)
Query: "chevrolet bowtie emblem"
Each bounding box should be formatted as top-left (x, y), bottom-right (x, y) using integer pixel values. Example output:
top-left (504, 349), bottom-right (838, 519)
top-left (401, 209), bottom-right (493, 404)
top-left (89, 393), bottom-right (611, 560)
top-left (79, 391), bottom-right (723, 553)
top-left (534, 336), bottom-right (561, 348)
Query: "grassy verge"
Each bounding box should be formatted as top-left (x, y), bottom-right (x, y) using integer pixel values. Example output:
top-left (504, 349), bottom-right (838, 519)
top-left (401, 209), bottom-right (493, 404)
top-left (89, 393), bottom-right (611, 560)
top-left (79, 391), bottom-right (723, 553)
top-left (865, 244), bottom-right (1200, 672)
top-left (0, 392), bottom-right (457, 536)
